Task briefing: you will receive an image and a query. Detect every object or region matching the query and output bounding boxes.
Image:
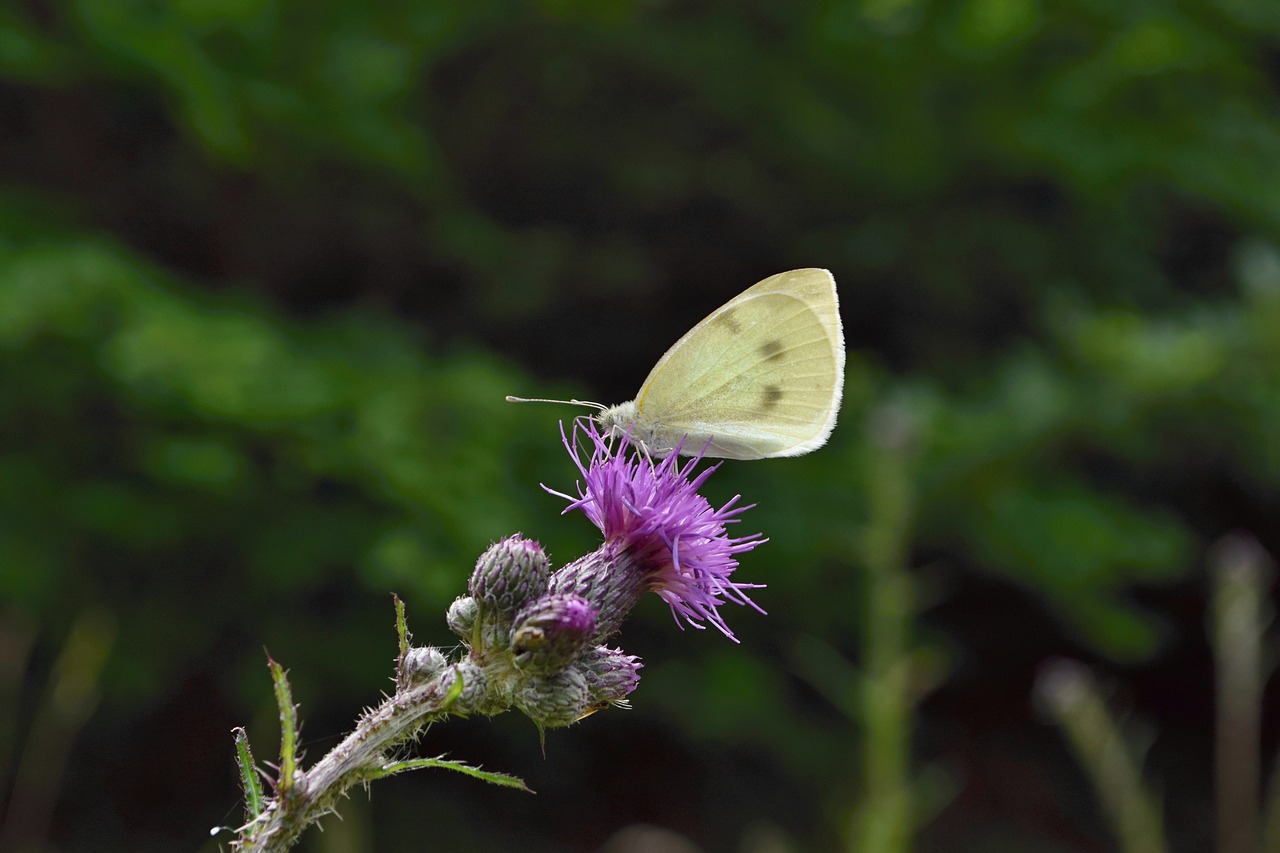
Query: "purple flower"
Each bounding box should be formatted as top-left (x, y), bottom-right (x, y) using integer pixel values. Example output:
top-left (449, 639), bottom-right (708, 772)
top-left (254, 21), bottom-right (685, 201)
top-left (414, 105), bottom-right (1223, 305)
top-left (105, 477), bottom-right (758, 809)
top-left (547, 420), bottom-right (766, 642)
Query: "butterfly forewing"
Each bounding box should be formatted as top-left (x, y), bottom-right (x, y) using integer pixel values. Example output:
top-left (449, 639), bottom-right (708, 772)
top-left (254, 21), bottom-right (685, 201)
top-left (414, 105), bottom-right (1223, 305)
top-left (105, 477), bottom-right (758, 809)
top-left (635, 269), bottom-right (844, 458)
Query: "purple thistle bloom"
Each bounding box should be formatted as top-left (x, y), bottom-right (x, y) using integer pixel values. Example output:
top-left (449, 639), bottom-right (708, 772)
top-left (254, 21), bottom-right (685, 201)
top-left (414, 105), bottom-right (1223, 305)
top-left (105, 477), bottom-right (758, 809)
top-left (547, 419), bottom-right (766, 642)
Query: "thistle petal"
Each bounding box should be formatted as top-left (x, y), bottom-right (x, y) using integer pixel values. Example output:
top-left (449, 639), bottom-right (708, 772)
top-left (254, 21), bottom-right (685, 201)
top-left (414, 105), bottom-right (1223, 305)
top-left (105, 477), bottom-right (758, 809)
top-left (550, 420), bottom-right (766, 642)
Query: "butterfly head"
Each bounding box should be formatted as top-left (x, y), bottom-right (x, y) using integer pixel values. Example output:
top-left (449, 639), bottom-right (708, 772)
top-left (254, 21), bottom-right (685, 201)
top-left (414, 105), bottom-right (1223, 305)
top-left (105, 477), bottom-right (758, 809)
top-left (595, 400), bottom-right (636, 435)
top-left (598, 400), bottom-right (690, 459)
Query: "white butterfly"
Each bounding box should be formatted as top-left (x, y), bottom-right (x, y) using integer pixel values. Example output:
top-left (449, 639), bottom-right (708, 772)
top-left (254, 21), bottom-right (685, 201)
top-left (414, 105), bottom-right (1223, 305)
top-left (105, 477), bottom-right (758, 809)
top-left (511, 268), bottom-right (845, 459)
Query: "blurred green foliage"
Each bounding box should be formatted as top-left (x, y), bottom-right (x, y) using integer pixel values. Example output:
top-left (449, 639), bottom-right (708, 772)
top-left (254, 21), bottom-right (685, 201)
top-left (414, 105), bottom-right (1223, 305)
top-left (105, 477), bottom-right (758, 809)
top-left (2, 1), bottom-right (1279, 851)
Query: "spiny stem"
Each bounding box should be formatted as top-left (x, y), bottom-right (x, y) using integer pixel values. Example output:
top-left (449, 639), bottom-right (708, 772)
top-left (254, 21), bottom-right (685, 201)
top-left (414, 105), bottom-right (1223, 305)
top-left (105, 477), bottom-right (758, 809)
top-left (235, 673), bottom-right (463, 853)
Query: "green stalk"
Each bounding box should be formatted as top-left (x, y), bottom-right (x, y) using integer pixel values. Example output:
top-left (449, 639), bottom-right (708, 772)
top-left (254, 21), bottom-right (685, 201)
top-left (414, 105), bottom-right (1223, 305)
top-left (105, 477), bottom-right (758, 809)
top-left (1035, 659), bottom-right (1167, 853)
top-left (0, 608), bottom-right (116, 851)
top-left (849, 404), bottom-right (918, 853)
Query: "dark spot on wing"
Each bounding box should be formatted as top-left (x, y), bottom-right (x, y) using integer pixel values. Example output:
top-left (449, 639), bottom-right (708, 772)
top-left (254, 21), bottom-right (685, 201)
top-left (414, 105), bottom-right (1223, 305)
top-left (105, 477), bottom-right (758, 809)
top-left (762, 385), bottom-right (783, 410)
top-left (760, 339), bottom-right (784, 361)
top-left (716, 309), bottom-right (741, 334)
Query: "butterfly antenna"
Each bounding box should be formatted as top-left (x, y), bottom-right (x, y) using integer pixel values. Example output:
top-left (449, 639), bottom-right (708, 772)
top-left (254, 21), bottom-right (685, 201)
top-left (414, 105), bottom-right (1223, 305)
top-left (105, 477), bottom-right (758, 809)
top-left (505, 396), bottom-right (607, 412)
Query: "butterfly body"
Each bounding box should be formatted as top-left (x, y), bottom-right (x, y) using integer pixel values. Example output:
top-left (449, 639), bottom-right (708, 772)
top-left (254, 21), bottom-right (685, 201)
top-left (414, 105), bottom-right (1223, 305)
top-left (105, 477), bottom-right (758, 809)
top-left (596, 268), bottom-right (845, 459)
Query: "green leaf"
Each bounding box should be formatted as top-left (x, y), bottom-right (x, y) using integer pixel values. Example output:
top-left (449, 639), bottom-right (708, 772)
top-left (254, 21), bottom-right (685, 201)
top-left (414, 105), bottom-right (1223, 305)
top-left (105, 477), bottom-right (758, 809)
top-left (232, 726), bottom-right (264, 821)
top-left (267, 654), bottom-right (298, 796)
top-left (439, 666), bottom-right (465, 712)
top-left (394, 594), bottom-right (409, 665)
top-left (373, 756), bottom-right (532, 793)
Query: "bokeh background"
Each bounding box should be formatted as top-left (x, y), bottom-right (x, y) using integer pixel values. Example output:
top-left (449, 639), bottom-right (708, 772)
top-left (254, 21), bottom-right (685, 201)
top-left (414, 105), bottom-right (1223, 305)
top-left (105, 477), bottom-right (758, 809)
top-left (3, 1), bottom-right (1280, 851)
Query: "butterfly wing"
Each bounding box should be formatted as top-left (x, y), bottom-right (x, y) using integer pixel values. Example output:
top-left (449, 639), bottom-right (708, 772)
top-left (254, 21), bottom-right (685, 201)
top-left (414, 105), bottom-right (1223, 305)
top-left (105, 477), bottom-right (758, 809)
top-left (634, 268), bottom-right (845, 459)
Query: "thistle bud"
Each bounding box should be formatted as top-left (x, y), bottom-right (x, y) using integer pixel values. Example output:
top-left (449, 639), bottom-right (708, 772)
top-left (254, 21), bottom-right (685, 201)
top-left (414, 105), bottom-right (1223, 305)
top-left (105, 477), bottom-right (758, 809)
top-left (446, 595), bottom-right (479, 640)
top-left (469, 535), bottom-right (551, 617)
top-left (440, 661), bottom-right (492, 715)
top-left (511, 594), bottom-right (597, 676)
top-left (514, 667), bottom-right (590, 729)
top-left (401, 646), bottom-right (447, 685)
top-left (579, 646), bottom-right (643, 708)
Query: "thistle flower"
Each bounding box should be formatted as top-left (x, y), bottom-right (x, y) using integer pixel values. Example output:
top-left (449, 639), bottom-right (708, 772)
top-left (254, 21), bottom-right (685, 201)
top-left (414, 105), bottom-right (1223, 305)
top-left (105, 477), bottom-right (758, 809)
top-left (546, 420), bottom-right (766, 642)
top-left (227, 416), bottom-right (772, 849)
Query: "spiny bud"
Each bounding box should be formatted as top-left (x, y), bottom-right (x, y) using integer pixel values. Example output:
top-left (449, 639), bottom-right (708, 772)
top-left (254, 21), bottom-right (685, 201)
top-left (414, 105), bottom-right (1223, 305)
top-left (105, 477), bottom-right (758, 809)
top-left (478, 619), bottom-right (512, 656)
top-left (401, 646), bottom-right (447, 685)
top-left (579, 646), bottom-right (643, 708)
top-left (511, 594), bottom-right (597, 676)
top-left (440, 661), bottom-right (492, 715)
top-left (447, 595), bottom-right (479, 641)
top-left (514, 667), bottom-right (590, 729)
top-left (469, 535), bottom-right (552, 617)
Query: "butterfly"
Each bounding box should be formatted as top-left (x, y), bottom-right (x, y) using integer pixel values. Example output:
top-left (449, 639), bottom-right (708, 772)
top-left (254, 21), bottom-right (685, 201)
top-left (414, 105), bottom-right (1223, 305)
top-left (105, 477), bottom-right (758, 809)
top-left (510, 268), bottom-right (845, 459)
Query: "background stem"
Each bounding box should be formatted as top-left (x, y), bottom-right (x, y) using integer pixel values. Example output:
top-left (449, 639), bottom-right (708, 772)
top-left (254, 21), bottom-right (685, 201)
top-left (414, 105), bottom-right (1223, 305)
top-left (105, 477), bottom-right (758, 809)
top-left (849, 404), bottom-right (918, 853)
top-left (1211, 534), bottom-right (1273, 853)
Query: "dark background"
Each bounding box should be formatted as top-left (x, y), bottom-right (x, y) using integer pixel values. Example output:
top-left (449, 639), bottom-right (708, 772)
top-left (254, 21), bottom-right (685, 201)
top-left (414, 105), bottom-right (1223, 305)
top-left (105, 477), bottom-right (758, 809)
top-left (2, 1), bottom-right (1280, 851)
